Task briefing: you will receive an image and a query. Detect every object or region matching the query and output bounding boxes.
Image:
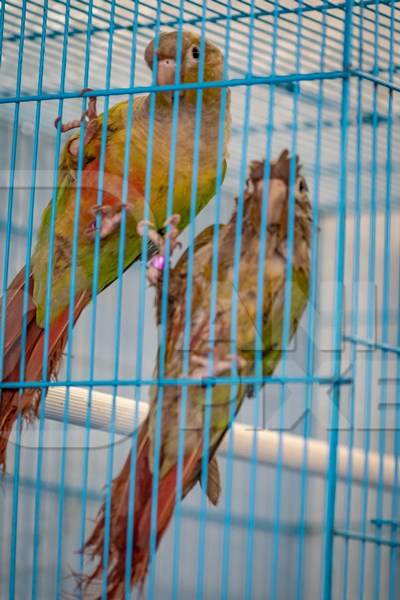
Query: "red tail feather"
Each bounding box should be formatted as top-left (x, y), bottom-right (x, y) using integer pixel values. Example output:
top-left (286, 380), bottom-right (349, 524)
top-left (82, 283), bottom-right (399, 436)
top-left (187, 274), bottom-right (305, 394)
top-left (79, 422), bottom-right (200, 598)
top-left (0, 268), bottom-right (89, 470)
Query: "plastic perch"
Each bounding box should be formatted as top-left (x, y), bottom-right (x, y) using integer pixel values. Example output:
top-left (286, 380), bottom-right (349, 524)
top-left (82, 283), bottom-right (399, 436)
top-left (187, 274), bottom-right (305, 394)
top-left (43, 386), bottom-right (398, 489)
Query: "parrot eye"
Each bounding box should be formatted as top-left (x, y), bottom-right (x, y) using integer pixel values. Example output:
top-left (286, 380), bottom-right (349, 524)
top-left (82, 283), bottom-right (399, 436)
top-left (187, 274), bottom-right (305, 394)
top-left (191, 46), bottom-right (200, 60)
top-left (298, 178), bottom-right (307, 193)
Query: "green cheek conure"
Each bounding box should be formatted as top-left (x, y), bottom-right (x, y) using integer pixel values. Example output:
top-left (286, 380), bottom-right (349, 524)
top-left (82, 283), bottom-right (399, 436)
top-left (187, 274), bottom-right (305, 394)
top-left (79, 150), bottom-right (312, 597)
top-left (0, 30), bottom-right (231, 469)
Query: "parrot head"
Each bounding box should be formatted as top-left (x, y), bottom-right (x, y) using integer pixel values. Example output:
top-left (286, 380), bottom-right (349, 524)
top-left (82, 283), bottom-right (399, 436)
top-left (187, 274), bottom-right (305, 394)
top-left (243, 150), bottom-right (311, 236)
top-left (144, 30), bottom-right (225, 105)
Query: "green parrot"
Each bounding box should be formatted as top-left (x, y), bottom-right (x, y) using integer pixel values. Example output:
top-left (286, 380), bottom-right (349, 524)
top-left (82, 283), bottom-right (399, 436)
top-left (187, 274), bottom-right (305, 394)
top-left (79, 150), bottom-right (312, 597)
top-left (0, 30), bottom-right (231, 469)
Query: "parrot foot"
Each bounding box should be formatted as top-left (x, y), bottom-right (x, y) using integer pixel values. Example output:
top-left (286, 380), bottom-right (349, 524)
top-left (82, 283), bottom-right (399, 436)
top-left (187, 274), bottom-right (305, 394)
top-left (85, 203), bottom-right (132, 240)
top-left (190, 349), bottom-right (246, 384)
top-left (54, 89), bottom-right (98, 157)
top-left (137, 214), bottom-right (182, 286)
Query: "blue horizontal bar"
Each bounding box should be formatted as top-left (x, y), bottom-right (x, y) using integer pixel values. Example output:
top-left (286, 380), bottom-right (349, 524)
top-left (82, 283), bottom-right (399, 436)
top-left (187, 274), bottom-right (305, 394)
top-left (353, 69), bottom-right (400, 93)
top-left (2, 0), bottom-right (396, 46)
top-left (0, 375), bottom-right (353, 389)
top-left (0, 70), bottom-right (347, 105)
top-left (5, 0), bottom-right (396, 73)
top-left (1, 69), bottom-right (397, 108)
top-left (344, 335), bottom-right (400, 355)
top-left (334, 529), bottom-right (400, 548)
top-left (371, 519), bottom-right (400, 529)
top-left (4, 1), bottom-right (397, 102)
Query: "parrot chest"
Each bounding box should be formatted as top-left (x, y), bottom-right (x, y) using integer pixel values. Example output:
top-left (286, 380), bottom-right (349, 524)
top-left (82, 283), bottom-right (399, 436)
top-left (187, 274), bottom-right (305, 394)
top-left (106, 101), bottom-right (227, 224)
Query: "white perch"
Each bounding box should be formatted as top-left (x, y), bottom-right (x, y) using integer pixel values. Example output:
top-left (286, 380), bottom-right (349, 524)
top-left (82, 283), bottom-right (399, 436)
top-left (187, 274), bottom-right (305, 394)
top-left (44, 387), bottom-right (399, 489)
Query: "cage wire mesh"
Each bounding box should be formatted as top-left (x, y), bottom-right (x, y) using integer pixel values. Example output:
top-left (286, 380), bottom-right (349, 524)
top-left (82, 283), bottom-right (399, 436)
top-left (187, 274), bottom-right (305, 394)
top-left (0, 0), bottom-right (399, 598)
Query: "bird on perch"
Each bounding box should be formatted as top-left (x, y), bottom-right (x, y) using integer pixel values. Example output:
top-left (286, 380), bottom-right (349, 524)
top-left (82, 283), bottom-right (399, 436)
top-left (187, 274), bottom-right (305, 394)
top-left (78, 150), bottom-right (312, 597)
top-left (0, 30), bottom-right (231, 469)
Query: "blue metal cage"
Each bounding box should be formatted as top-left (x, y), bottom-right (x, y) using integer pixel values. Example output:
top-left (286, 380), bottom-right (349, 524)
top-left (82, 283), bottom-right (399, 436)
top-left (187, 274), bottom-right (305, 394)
top-left (0, 0), bottom-right (399, 598)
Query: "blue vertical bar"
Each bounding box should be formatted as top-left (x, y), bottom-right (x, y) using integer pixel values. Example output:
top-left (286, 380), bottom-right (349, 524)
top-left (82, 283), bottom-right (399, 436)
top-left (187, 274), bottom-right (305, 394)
top-left (150, 14), bottom-right (188, 593)
top-left (76, 0), bottom-right (96, 584)
top-left (295, 3), bottom-right (328, 598)
top-left (0, 1), bottom-right (29, 598)
top-left (194, 6), bottom-right (232, 600)
top-left (387, 1), bottom-right (399, 596)
top-left (0, 1), bottom-right (27, 408)
top-left (168, 7), bottom-right (197, 599)
top-left (372, 3), bottom-right (394, 596)
top-left (129, 0), bottom-right (162, 598)
top-left (219, 2), bottom-right (256, 599)
top-left (121, 4), bottom-right (154, 598)
top-left (243, 1), bottom-right (278, 599)
top-left (321, 2), bottom-right (353, 599)
top-left (341, 4), bottom-right (365, 598)
top-left (356, 2), bottom-right (379, 597)
top-left (270, 0), bottom-right (303, 592)
top-left (0, 1), bottom-right (27, 598)
top-left (9, 2), bottom-right (48, 598)
top-left (0, 0), bottom-right (5, 66)
top-left (389, 232), bottom-right (400, 572)
top-left (31, 0), bottom-right (72, 596)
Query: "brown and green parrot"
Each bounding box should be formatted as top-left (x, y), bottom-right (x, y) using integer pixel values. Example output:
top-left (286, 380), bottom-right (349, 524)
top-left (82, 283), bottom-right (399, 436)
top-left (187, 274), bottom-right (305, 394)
top-left (79, 150), bottom-right (312, 597)
top-left (0, 30), bottom-right (231, 469)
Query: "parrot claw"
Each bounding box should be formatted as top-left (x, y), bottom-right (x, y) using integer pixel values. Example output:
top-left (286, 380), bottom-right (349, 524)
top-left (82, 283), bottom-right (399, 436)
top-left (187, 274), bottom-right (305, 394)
top-left (54, 115), bottom-right (81, 132)
top-left (162, 214), bottom-right (182, 249)
top-left (85, 203), bottom-right (132, 240)
top-left (137, 215), bottom-right (182, 286)
top-left (55, 90), bottom-right (98, 157)
top-left (137, 220), bottom-right (164, 250)
top-left (163, 213), bottom-right (181, 230)
top-left (80, 87), bottom-right (93, 98)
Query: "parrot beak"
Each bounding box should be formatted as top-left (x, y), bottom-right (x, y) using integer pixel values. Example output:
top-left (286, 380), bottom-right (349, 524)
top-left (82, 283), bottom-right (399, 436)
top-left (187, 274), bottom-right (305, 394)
top-left (157, 58), bottom-right (176, 86)
top-left (267, 178), bottom-right (288, 228)
top-left (157, 58), bottom-right (176, 104)
top-left (157, 57), bottom-right (184, 103)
